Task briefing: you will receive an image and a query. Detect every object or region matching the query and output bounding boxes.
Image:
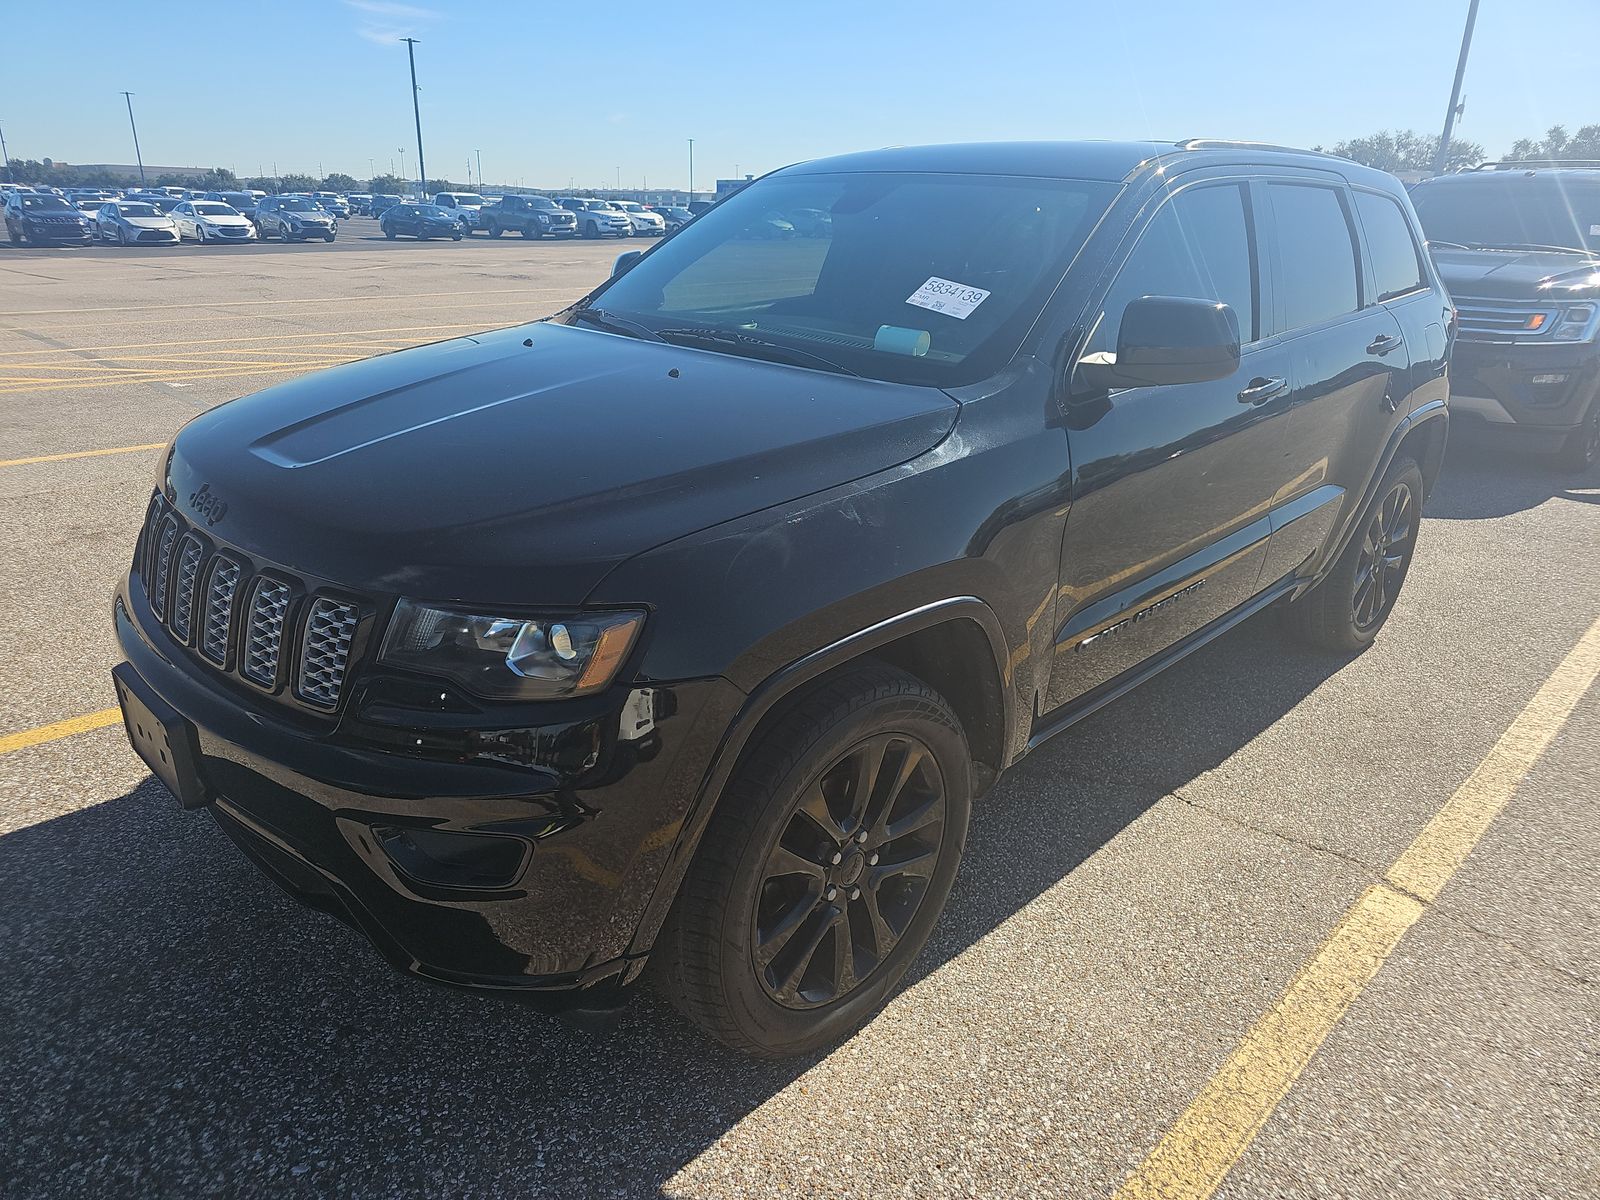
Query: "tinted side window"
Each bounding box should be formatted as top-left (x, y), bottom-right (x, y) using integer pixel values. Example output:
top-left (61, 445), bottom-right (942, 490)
top-left (1268, 184), bottom-right (1360, 331)
top-left (1092, 183), bottom-right (1256, 352)
top-left (1355, 191), bottom-right (1425, 302)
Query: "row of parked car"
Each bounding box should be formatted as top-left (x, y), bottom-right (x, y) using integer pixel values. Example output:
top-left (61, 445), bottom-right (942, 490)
top-left (1, 183), bottom-right (703, 247)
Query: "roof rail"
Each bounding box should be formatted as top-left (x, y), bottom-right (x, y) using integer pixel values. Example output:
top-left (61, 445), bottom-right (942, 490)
top-left (1471, 159), bottom-right (1600, 171)
top-left (1174, 138), bottom-right (1329, 157)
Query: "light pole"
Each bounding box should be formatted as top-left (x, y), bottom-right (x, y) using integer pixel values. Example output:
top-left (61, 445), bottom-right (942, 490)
top-left (369, 157), bottom-right (375, 181)
top-left (1433, 0), bottom-right (1480, 176)
top-left (475, 149), bottom-right (483, 189)
top-left (121, 92), bottom-right (147, 188)
top-left (687, 137), bottom-right (694, 201)
top-left (399, 147), bottom-right (406, 190)
top-left (0, 122), bottom-right (11, 183)
top-left (402, 37), bottom-right (428, 197)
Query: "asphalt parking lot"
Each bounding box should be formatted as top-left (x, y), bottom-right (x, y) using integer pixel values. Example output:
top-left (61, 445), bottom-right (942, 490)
top-left (1, 224), bottom-right (1597, 1199)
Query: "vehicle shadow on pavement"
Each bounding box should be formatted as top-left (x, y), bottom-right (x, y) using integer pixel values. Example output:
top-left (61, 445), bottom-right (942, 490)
top-left (0, 621), bottom-right (1343, 1199)
top-left (1426, 438), bottom-right (1600, 519)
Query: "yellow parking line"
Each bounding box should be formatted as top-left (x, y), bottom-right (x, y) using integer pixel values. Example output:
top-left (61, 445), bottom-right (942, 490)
top-left (0, 323), bottom-right (503, 358)
top-left (0, 442), bottom-right (166, 469)
top-left (1113, 612), bottom-right (1600, 1200)
top-left (0, 708), bottom-right (122, 756)
top-left (0, 360), bottom-right (372, 395)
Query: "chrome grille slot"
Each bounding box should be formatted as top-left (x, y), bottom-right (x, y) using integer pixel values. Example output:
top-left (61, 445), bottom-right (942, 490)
top-left (201, 555), bottom-right (242, 665)
top-left (170, 534), bottom-right (205, 641)
top-left (149, 515), bottom-right (180, 621)
top-left (242, 578), bottom-right (293, 688)
top-left (297, 598), bottom-right (360, 708)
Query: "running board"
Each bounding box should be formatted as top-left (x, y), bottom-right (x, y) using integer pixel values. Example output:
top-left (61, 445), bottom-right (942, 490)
top-left (1023, 575), bottom-right (1299, 756)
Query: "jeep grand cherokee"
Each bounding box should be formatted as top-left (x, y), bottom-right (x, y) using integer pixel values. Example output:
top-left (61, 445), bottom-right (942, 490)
top-left (114, 140), bottom-right (1451, 1058)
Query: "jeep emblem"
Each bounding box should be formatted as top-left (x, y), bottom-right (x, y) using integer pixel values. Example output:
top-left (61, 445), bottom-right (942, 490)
top-left (187, 482), bottom-right (229, 527)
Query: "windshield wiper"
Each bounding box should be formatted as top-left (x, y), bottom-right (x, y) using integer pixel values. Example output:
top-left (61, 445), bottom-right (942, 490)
top-left (569, 306), bottom-right (665, 342)
top-left (1426, 240), bottom-right (1472, 250)
top-left (654, 327), bottom-right (860, 377)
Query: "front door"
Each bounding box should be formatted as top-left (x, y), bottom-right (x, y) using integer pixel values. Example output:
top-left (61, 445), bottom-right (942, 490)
top-left (1045, 179), bottom-right (1289, 713)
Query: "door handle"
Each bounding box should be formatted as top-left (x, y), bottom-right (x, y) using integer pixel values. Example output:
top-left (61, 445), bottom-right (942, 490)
top-left (1368, 333), bottom-right (1402, 356)
top-left (1237, 376), bottom-right (1288, 405)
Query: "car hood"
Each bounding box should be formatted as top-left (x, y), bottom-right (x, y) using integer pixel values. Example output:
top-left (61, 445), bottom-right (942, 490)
top-left (281, 210), bottom-right (332, 221)
top-left (1432, 248), bottom-right (1600, 300)
top-left (199, 214), bottom-right (251, 225)
top-left (122, 216), bottom-right (174, 228)
top-left (164, 322), bottom-right (958, 605)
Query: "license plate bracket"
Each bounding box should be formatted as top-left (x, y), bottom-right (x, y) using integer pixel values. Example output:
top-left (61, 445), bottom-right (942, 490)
top-left (112, 663), bottom-right (212, 809)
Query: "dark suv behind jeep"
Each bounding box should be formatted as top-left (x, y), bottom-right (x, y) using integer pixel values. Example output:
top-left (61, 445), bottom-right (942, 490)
top-left (113, 140), bottom-right (1451, 1058)
top-left (1409, 162), bottom-right (1600, 470)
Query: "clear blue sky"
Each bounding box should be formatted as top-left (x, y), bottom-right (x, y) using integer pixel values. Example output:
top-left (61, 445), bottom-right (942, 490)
top-left (8, 0), bottom-right (1598, 190)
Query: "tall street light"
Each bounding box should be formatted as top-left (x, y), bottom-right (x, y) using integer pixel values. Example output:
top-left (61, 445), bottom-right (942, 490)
top-left (1433, 0), bottom-right (1480, 176)
top-left (402, 37), bottom-right (428, 198)
top-left (687, 137), bottom-right (694, 202)
top-left (0, 122), bottom-right (11, 183)
top-left (475, 149), bottom-right (483, 189)
top-left (121, 92), bottom-right (147, 188)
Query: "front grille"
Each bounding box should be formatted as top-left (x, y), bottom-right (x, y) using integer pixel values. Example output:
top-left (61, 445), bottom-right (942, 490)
top-left (170, 534), bottom-right (205, 641)
top-left (1455, 299), bottom-right (1560, 342)
top-left (298, 599), bottom-right (359, 709)
top-left (242, 579), bottom-right (293, 688)
top-left (201, 556), bottom-right (242, 665)
top-left (137, 495), bottom-right (363, 710)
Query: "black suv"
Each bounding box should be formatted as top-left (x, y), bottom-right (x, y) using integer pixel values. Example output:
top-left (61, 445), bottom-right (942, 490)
top-left (113, 141), bottom-right (1450, 1057)
top-left (1409, 163), bottom-right (1600, 469)
top-left (5, 191), bottom-right (95, 245)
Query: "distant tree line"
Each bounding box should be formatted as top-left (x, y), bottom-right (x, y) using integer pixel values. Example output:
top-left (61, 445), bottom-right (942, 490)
top-left (1, 161), bottom-right (480, 195)
top-left (1316, 123), bottom-right (1600, 172)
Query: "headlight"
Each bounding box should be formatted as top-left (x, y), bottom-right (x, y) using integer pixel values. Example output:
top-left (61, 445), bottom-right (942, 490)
top-left (380, 600), bottom-right (644, 700)
top-left (1551, 303), bottom-right (1599, 342)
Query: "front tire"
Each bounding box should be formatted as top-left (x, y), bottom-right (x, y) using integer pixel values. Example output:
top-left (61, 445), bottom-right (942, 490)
top-left (1282, 456), bottom-right (1423, 653)
top-left (652, 664), bottom-right (971, 1058)
top-left (1557, 402), bottom-right (1600, 473)
top-left (487, 222), bottom-right (503, 238)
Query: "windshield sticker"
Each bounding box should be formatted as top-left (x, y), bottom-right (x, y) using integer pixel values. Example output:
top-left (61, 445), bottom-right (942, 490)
top-left (906, 277), bottom-right (991, 320)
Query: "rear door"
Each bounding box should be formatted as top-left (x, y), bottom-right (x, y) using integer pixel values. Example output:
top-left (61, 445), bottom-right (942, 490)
top-left (1047, 176), bottom-right (1289, 712)
top-left (1255, 178), bottom-right (1411, 584)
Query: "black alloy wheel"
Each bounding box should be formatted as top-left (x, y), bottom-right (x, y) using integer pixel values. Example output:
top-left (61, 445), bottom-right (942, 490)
top-left (1282, 455), bottom-right (1424, 653)
top-left (1352, 478), bottom-right (1416, 632)
top-left (653, 663), bottom-right (971, 1058)
top-left (753, 731), bottom-right (946, 1009)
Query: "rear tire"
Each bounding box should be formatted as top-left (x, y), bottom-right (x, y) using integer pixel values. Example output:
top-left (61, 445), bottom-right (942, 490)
top-left (384, 227), bottom-right (396, 239)
top-left (1557, 402), bottom-right (1600, 473)
top-left (1282, 456), bottom-right (1424, 653)
top-left (651, 663), bottom-right (971, 1058)
top-left (487, 222), bottom-right (503, 238)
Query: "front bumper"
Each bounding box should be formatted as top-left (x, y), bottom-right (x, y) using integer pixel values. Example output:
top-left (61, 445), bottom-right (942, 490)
top-left (22, 222), bottom-right (94, 243)
top-left (113, 582), bottom-right (743, 1006)
top-left (1450, 338), bottom-right (1600, 444)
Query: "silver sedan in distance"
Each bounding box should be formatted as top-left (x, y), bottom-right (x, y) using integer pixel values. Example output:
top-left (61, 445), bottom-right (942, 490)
top-left (95, 201), bottom-right (181, 246)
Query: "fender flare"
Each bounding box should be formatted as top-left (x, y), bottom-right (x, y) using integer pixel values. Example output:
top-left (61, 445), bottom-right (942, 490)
top-left (623, 596), bottom-right (1013, 963)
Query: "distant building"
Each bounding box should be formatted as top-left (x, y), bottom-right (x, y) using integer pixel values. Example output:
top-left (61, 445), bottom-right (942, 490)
top-left (715, 175), bottom-right (755, 199)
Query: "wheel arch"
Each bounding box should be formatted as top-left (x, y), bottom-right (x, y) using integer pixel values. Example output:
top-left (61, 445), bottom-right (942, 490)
top-left (623, 598), bottom-right (1012, 963)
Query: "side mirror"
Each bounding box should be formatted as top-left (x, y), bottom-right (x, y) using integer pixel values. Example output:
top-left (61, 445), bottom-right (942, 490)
top-left (1076, 296), bottom-right (1241, 391)
top-left (612, 249), bottom-right (644, 278)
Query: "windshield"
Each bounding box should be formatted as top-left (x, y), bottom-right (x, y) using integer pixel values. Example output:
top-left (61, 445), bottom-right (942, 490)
top-left (413, 205), bottom-right (449, 217)
top-left (75, 200), bottom-right (104, 212)
top-left (1411, 180), bottom-right (1600, 254)
top-left (135, 195), bottom-right (178, 212)
top-left (193, 203), bottom-right (235, 216)
top-left (453, 194), bottom-right (485, 206)
top-left (218, 194), bottom-right (252, 206)
top-left (530, 198), bottom-right (561, 210)
top-left (21, 195), bottom-right (71, 211)
top-left (119, 204), bottom-right (159, 217)
top-left (584, 171), bottom-right (1116, 386)
top-left (277, 198), bottom-right (317, 212)
top-left (615, 202), bottom-right (643, 212)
